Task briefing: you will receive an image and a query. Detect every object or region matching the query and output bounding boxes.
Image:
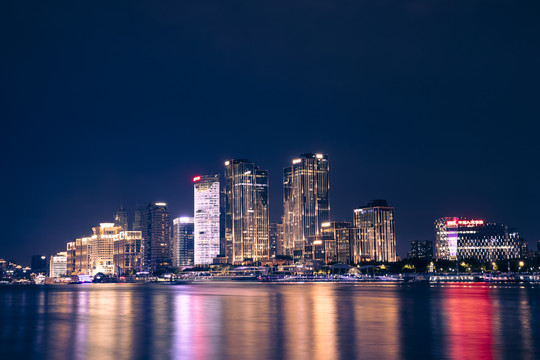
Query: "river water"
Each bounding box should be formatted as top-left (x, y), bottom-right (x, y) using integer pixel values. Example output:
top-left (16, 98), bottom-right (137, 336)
top-left (0, 283), bottom-right (538, 359)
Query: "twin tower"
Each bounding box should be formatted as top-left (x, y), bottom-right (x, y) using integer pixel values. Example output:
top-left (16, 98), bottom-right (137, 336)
top-left (193, 153), bottom-right (329, 266)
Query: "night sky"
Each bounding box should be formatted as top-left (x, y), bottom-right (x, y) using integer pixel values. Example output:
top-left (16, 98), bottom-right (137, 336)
top-left (1, 1), bottom-right (539, 265)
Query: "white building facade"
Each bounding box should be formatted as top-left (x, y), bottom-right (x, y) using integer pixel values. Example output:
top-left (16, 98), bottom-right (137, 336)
top-left (49, 252), bottom-right (68, 278)
top-left (193, 175), bottom-right (221, 265)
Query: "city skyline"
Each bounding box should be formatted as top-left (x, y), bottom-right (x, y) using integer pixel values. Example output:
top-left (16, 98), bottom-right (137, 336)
top-left (1, 2), bottom-right (539, 360)
top-left (1, 1), bottom-right (539, 265)
top-left (2, 150), bottom-right (538, 265)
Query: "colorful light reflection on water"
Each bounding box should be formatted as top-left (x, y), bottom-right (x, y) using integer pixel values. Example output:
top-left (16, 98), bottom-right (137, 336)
top-left (0, 283), bottom-right (538, 359)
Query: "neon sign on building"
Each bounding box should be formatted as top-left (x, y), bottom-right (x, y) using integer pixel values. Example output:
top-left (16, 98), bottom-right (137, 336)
top-left (446, 219), bottom-right (484, 227)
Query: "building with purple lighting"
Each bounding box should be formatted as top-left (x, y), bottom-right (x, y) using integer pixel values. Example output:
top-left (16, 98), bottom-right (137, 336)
top-left (434, 217), bottom-right (520, 262)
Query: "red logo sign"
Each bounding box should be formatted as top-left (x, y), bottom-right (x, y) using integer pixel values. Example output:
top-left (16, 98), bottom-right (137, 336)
top-left (446, 219), bottom-right (484, 227)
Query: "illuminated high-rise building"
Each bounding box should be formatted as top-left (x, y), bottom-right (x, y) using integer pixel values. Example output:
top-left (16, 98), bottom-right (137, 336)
top-left (194, 175), bottom-right (221, 265)
top-left (353, 200), bottom-right (397, 262)
top-left (225, 159), bottom-right (269, 264)
top-left (91, 223), bottom-right (122, 275)
top-left (49, 252), bottom-right (67, 278)
top-left (113, 231), bottom-right (143, 275)
top-left (172, 217), bottom-right (195, 267)
top-left (114, 205), bottom-right (129, 231)
top-left (66, 242), bottom-right (76, 275)
top-left (310, 221), bottom-right (356, 264)
top-left (435, 217), bottom-right (520, 262)
top-left (139, 202), bottom-right (171, 273)
top-left (283, 153), bottom-right (330, 262)
top-left (74, 237), bottom-right (92, 275)
top-left (322, 221), bottom-right (355, 264)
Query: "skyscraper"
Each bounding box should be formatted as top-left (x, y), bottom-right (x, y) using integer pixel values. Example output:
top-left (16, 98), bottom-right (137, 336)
top-left (274, 222), bottom-right (285, 257)
top-left (225, 159), bottom-right (269, 264)
top-left (140, 202), bottom-right (171, 273)
top-left (172, 217), bottom-right (195, 267)
top-left (283, 153), bottom-right (329, 262)
top-left (133, 204), bottom-right (144, 231)
top-left (114, 206), bottom-right (129, 231)
top-left (353, 200), bottom-right (397, 262)
top-left (269, 223), bottom-right (281, 259)
top-left (194, 175), bottom-right (221, 265)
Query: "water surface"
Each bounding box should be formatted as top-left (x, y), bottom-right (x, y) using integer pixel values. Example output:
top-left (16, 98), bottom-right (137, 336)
top-left (0, 283), bottom-right (538, 359)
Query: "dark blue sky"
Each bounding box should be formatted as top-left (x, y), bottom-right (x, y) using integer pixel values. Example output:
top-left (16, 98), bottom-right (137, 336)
top-left (1, 1), bottom-right (539, 264)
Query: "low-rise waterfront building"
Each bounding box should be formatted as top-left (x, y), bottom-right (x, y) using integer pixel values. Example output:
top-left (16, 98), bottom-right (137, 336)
top-left (434, 217), bottom-right (520, 262)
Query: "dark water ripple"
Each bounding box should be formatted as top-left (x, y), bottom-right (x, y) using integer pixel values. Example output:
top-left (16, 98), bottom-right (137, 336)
top-left (0, 283), bottom-right (538, 360)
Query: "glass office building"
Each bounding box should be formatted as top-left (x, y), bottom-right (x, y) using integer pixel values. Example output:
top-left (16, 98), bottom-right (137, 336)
top-left (283, 153), bottom-right (329, 262)
top-left (140, 203), bottom-right (171, 272)
top-left (172, 217), bottom-right (195, 267)
top-left (353, 200), bottom-right (397, 262)
top-left (225, 159), bottom-right (269, 264)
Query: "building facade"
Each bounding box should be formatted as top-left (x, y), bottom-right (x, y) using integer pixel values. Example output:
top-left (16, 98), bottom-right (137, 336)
top-left (49, 252), bottom-right (67, 278)
top-left (283, 153), bottom-right (330, 262)
top-left (269, 223), bottom-right (282, 259)
top-left (74, 237), bottom-right (92, 275)
top-left (66, 242), bottom-right (76, 275)
top-left (113, 231), bottom-right (143, 274)
top-left (435, 217), bottom-right (520, 262)
top-left (172, 217), bottom-right (195, 267)
top-left (133, 204), bottom-right (144, 231)
top-left (68, 226), bottom-right (143, 276)
top-left (91, 223), bottom-right (122, 275)
top-left (114, 206), bottom-right (129, 231)
top-left (140, 202), bottom-right (171, 273)
top-left (225, 159), bottom-right (269, 264)
top-left (407, 241), bottom-right (433, 259)
top-left (194, 175), bottom-right (221, 265)
top-left (353, 200), bottom-right (397, 262)
top-left (310, 221), bottom-right (357, 264)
